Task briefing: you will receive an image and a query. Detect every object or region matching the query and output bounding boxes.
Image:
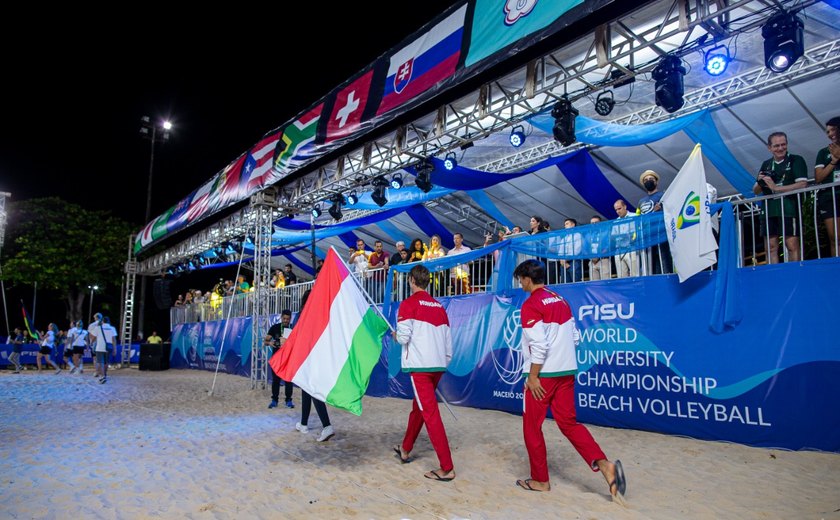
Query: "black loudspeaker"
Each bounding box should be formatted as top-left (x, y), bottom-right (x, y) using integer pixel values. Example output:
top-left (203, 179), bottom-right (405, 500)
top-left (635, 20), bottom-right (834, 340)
top-left (153, 279), bottom-right (173, 310)
top-left (139, 343), bottom-right (170, 371)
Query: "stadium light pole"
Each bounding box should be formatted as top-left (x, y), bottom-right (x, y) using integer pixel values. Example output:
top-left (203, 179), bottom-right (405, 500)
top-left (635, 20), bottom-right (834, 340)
top-left (87, 285), bottom-right (99, 325)
top-left (137, 117), bottom-right (172, 340)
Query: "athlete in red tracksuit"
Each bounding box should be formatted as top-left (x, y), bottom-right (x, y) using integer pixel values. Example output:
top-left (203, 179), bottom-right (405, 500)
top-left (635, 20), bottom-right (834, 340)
top-left (514, 259), bottom-right (626, 501)
top-left (394, 264), bottom-right (456, 482)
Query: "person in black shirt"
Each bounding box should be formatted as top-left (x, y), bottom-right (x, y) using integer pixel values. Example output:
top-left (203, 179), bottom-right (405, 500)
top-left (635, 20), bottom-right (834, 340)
top-left (283, 264), bottom-right (298, 285)
top-left (266, 310), bottom-right (294, 409)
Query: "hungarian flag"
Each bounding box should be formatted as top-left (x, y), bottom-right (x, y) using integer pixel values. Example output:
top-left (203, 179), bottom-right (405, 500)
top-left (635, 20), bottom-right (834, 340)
top-left (269, 248), bottom-right (389, 415)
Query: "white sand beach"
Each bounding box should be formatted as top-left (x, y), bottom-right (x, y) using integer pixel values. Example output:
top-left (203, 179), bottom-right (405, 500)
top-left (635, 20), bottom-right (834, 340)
top-left (1, 368), bottom-right (838, 519)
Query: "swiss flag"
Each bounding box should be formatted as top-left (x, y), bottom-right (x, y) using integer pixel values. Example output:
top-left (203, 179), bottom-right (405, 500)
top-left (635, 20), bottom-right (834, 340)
top-left (322, 69), bottom-right (376, 144)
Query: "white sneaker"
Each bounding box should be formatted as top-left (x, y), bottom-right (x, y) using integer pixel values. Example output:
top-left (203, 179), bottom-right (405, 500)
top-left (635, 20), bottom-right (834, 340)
top-left (317, 425), bottom-right (334, 442)
top-left (295, 422), bottom-right (309, 433)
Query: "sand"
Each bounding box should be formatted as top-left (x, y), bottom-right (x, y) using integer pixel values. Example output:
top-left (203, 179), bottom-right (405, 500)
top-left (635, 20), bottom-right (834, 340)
top-left (1, 368), bottom-right (838, 520)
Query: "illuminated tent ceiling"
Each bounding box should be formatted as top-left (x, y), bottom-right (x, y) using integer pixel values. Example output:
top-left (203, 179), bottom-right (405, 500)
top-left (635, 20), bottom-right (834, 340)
top-left (137, 0), bottom-right (840, 276)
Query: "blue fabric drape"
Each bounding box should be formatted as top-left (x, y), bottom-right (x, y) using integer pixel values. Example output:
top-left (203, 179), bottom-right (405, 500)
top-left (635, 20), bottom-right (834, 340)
top-left (284, 251), bottom-right (315, 276)
top-left (556, 149), bottom-right (636, 217)
top-left (352, 185), bottom-right (454, 210)
top-left (531, 109), bottom-right (755, 197)
top-left (270, 207), bottom-right (406, 245)
top-left (683, 112), bottom-right (756, 196)
top-left (337, 232), bottom-right (361, 249)
top-left (406, 205), bottom-right (455, 248)
top-left (465, 190), bottom-right (515, 228)
top-left (376, 220), bottom-right (412, 246)
top-left (710, 202), bottom-right (742, 332)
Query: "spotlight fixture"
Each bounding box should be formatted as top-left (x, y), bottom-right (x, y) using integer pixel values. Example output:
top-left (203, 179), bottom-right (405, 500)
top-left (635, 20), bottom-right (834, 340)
top-left (594, 90), bottom-right (615, 116)
top-left (551, 96), bottom-right (579, 146)
top-left (390, 173), bottom-right (403, 189)
top-left (311, 204), bottom-right (322, 218)
top-left (165, 266), bottom-right (176, 276)
top-left (371, 177), bottom-right (390, 207)
top-left (414, 160), bottom-right (434, 193)
top-left (704, 45), bottom-right (730, 76)
top-left (652, 55), bottom-right (687, 113)
top-left (762, 12), bottom-right (804, 73)
top-left (328, 193), bottom-right (344, 221)
top-left (347, 191), bottom-right (359, 205)
top-left (509, 125), bottom-right (526, 147)
top-left (443, 152), bottom-right (458, 171)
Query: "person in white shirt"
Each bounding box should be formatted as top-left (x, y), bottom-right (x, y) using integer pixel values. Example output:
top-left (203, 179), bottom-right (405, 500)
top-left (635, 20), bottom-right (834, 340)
top-left (88, 313), bottom-right (103, 377)
top-left (446, 233), bottom-right (472, 295)
top-left (66, 320), bottom-right (88, 374)
top-left (37, 323), bottom-right (62, 374)
top-left (612, 200), bottom-right (639, 278)
top-left (90, 316), bottom-right (117, 384)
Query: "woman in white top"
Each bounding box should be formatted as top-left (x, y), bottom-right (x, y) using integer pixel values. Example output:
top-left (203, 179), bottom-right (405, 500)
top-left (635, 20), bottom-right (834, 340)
top-left (37, 323), bottom-right (62, 374)
top-left (67, 320), bottom-right (88, 374)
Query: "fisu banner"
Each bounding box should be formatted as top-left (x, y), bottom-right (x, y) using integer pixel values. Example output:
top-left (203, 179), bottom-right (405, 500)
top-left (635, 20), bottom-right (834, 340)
top-left (375, 261), bottom-right (840, 452)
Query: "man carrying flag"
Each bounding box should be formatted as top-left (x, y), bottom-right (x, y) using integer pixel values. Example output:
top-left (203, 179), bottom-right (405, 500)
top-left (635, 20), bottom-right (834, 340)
top-left (393, 264), bottom-right (456, 483)
top-left (269, 248), bottom-right (389, 419)
top-left (661, 144), bottom-right (718, 282)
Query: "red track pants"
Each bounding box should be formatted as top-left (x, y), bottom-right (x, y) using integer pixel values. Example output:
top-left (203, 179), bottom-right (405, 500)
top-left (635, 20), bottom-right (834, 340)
top-left (401, 372), bottom-right (453, 472)
top-left (523, 375), bottom-right (606, 482)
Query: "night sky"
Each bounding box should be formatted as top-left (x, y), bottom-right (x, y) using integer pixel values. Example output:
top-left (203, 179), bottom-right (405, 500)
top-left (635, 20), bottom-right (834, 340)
top-left (1, 3), bottom-right (459, 228)
top-left (0, 3), bottom-right (458, 334)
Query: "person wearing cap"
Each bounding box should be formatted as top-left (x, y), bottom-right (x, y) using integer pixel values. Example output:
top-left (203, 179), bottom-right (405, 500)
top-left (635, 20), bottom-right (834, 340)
top-left (637, 170), bottom-right (673, 275)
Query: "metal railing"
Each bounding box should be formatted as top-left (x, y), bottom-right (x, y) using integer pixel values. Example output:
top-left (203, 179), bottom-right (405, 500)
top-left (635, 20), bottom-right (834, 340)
top-left (169, 186), bottom-right (840, 327)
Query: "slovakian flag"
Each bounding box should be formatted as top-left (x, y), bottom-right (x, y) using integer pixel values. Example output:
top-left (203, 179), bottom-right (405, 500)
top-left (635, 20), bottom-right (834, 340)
top-left (377, 4), bottom-right (466, 116)
top-left (269, 248), bottom-right (389, 416)
top-left (274, 104), bottom-right (323, 175)
top-left (661, 144), bottom-right (718, 282)
top-left (243, 132), bottom-right (281, 193)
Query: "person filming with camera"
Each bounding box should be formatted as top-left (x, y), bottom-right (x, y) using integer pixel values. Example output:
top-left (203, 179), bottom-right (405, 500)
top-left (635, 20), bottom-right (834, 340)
top-left (753, 132), bottom-right (808, 264)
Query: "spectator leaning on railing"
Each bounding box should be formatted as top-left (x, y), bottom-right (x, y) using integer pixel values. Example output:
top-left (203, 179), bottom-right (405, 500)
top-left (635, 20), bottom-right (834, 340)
top-left (753, 131), bottom-right (808, 264)
top-left (815, 116), bottom-right (840, 257)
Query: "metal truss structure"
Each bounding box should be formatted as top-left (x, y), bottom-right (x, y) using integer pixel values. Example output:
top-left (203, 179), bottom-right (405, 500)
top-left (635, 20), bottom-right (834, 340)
top-left (249, 189), bottom-right (278, 389)
top-left (134, 0), bottom-right (835, 276)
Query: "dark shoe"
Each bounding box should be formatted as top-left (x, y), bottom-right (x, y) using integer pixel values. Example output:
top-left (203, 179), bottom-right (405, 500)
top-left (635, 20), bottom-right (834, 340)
top-left (268, 400), bottom-right (278, 409)
top-left (285, 400), bottom-right (294, 409)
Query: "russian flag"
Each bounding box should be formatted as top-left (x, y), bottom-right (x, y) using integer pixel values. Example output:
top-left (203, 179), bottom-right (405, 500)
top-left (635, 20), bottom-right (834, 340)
top-left (377, 5), bottom-right (466, 116)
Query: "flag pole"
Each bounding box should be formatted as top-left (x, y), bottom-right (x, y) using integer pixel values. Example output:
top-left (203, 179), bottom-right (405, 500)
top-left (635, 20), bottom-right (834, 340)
top-left (328, 246), bottom-right (457, 421)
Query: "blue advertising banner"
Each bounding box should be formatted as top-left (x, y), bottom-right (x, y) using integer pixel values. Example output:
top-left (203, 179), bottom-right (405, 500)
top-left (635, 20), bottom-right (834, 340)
top-left (165, 260), bottom-right (840, 452)
top-left (0, 343), bottom-right (141, 366)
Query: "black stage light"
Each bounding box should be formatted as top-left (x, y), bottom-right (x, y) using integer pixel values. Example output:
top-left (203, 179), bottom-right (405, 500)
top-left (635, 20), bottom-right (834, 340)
top-left (594, 90), bottom-right (615, 116)
top-left (551, 97), bottom-right (579, 146)
top-left (443, 152), bottom-right (458, 171)
top-left (652, 55), bottom-right (687, 113)
top-left (371, 177), bottom-right (390, 207)
top-left (347, 191), bottom-right (358, 205)
top-left (311, 205), bottom-right (322, 218)
top-left (415, 160), bottom-right (435, 193)
top-left (328, 193), bottom-right (344, 220)
top-left (390, 173), bottom-right (403, 189)
top-left (509, 125), bottom-right (526, 147)
top-left (762, 12), bottom-right (804, 73)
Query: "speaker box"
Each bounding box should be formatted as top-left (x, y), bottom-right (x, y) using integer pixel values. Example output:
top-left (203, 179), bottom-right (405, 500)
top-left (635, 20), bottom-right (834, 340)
top-left (139, 343), bottom-right (170, 371)
top-left (153, 279), bottom-right (173, 310)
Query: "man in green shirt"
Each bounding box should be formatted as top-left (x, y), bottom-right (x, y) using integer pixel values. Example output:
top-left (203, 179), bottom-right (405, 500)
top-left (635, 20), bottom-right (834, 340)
top-left (815, 116), bottom-right (840, 257)
top-left (752, 132), bottom-right (808, 264)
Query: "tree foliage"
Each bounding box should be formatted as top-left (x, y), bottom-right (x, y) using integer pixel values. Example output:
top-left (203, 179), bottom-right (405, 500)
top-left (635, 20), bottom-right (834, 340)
top-left (2, 197), bottom-right (136, 320)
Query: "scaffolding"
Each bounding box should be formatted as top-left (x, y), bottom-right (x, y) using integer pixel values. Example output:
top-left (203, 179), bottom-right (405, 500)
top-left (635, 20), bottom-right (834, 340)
top-left (249, 188), bottom-right (278, 390)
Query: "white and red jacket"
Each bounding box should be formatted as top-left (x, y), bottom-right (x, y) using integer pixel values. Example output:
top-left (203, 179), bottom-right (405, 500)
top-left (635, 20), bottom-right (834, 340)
top-left (520, 287), bottom-right (577, 377)
top-left (396, 290), bottom-right (452, 372)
